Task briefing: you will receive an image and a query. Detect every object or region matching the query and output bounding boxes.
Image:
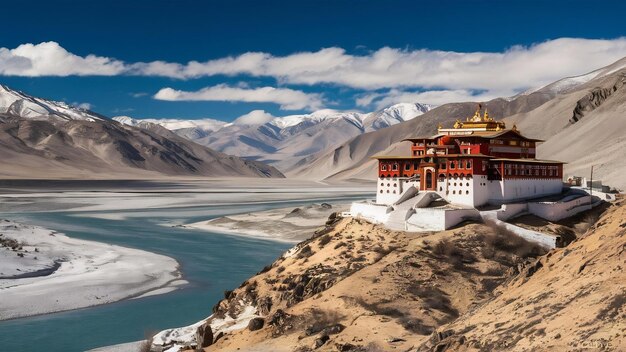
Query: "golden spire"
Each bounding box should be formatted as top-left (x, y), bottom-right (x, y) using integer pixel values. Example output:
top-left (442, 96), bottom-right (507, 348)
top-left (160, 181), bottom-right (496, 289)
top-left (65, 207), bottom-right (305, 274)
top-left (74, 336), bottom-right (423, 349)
top-left (437, 122), bottom-right (443, 130)
top-left (512, 123), bottom-right (518, 132)
top-left (471, 103), bottom-right (482, 122)
top-left (454, 119), bottom-right (463, 129)
top-left (483, 109), bottom-right (490, 121)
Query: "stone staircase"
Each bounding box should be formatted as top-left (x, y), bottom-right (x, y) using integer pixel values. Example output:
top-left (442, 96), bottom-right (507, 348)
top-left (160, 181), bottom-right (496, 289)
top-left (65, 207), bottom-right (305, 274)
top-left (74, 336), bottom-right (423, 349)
top-left (384, 201), bottom-right (416, 231)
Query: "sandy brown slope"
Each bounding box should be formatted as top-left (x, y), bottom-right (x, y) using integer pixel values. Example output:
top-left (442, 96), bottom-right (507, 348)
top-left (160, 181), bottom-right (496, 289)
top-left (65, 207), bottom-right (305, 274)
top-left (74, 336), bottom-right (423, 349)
top-left (191, 216), bottom-right (550, 352)
top-left (429, 198), bottom-right (626, 352)
top-left (506, 69), bottom-right (626, 190)
top-left (286, 92), bottom-right (555, 181)
top-left (0, 116), bottom-right (283, 179)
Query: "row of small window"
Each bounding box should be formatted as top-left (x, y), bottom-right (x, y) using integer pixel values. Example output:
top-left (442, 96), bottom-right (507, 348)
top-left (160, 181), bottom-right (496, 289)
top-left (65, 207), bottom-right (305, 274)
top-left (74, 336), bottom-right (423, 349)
top-left (380, 190), bottom-right (397, 194)
top-left (438, 174), bottom-right (472, 180)
top-left (446, 182), bottom-right (471, 187)
top-left (490, 140), bottom-right (533, 147)
top-left (380, 163), bottom-right (420, 171)
top-left (438, 186), bottom-right (470, 195)
top-left (440, 160), bottom-right (472, 170)
top-left (380, 183), bottom-right (398, 187)
top-left (503, 169), bottom-right (559, 176)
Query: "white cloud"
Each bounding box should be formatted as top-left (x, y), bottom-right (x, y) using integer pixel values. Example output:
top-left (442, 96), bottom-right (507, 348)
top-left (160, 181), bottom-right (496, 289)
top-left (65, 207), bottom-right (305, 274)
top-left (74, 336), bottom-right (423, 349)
top-left (357, 89), bottom-right (499, 110)
top-left (4, 39), bottom-right (626, 107)
top-left (0, 42), bottom-right (125, 76)
top-left (135, 38), bottom-right (626, 94)
top-left (153, 84), bottom-right (324, 110)
top-left (233, 110), bottom-right (275, 125)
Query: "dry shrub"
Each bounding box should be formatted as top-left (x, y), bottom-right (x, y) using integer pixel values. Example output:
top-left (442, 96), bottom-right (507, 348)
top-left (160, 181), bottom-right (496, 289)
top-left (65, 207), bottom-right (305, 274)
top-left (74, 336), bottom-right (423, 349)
top-left (318, 234), bottom-right (332, 247)
top-left (482, 222), bottom-right (546, 259)
top-left (406, 284), bottom-right (458, 318)
top-left (296, 245), bottom-right (314, 259)
top-left (554, 226), bottom-right (576, 246)
top-left (303, 309), bottom-right (346, 335)
top-left (398, 317), bottom-right (433, 335)
top-left (334, 241), bottom-right (347, 249)
top-left (432, 239), bottom-right (476, 267)
top-left (355, 298), bottom-right (405, 317)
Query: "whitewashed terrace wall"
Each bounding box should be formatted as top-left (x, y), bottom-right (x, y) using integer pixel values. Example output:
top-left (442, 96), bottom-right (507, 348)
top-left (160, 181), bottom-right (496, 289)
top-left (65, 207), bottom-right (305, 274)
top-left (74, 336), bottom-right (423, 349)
top-left (496, 221), bottom-right (558, 249)
top-left (406, 208), bottom-right (445, 231)
top-left (406, 208), bottom-right (480, 231)
top-left (496, 203), bottom-right (528, 221)
top-left (349, 202), bottom-right (390, 224)
top-left (528, 195), bottom-right (600, 222)
top-left (444, 208), bottom-right (481, 229)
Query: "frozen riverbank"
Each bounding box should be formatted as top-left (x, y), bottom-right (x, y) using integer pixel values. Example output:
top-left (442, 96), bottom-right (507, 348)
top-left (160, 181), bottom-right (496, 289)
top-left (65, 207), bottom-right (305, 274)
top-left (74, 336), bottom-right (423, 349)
top-left (0, 219), bottom-right (184, 320)
top-left (185, 203), bottom-right (349, 242)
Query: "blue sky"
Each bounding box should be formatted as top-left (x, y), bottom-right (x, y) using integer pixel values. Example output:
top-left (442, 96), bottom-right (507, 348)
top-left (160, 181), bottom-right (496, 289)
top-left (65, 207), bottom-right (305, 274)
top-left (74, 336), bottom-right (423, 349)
top-left (1, 0), bottom-right (626, 121)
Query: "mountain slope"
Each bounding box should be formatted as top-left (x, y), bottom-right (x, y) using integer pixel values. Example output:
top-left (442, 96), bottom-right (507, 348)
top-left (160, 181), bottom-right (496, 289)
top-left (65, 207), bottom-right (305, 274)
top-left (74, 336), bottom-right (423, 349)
top-left (505, 66), bottom-right (626, 189)
top-left (0, 85), bottom-right (283, 179)
top-left (117, 103), bottom-right (433, 172)
top-left (431, 198), bottom-right (626, 351)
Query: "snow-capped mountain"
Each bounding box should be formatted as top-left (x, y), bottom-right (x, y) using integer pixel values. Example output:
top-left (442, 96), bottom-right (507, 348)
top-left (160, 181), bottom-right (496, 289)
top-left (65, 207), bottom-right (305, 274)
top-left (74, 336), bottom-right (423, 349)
top-left (116, 103), bottom-right (433, 172)
top-left (0, 84), bottom-right (107, 121)
top-left (0, 84), bottom-right (283, 179)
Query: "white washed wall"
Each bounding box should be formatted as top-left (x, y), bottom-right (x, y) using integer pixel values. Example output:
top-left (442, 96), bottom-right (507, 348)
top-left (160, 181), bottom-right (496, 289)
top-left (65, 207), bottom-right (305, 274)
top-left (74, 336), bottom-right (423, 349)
top-left (349, 202), bottom-right (391, 224)
top-left (488, 178), bottom-right (562, 204)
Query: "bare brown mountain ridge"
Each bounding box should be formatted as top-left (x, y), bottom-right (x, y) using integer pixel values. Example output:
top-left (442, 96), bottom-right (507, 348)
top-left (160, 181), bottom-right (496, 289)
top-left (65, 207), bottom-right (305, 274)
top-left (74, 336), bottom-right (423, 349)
top-left (0, 100), bottom-right (284, 179)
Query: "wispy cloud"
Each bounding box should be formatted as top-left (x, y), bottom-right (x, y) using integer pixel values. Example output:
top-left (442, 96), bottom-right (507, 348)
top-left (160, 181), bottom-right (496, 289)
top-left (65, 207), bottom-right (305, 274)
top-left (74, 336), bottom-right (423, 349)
top-left (154, 84), bottom-right (324, 110)
top-left (357, 89), bottom-right (498, 110)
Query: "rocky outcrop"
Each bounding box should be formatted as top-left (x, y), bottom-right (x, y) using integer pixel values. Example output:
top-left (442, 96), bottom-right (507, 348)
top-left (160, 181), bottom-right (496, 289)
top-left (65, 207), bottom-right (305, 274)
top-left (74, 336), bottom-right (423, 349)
top-left (195, 322), bottom-right (213, 350)
top-left (247, 317), bottom-right (264, 331)
top-left (570, 73), bottom-right (626, 123)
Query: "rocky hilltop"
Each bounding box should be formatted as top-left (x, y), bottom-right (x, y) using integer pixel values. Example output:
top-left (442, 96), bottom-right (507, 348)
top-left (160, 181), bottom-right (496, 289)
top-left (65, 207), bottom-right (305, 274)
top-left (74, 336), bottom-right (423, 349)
top-left (153, 197), bottom-right (624, 352)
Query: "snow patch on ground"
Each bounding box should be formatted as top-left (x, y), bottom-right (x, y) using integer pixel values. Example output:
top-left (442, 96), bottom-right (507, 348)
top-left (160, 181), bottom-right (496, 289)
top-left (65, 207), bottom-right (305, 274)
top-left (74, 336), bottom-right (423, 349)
top-left (0, 219), bottom-right (184, 320)
top-left (152, 305), bottom-right (259, 352)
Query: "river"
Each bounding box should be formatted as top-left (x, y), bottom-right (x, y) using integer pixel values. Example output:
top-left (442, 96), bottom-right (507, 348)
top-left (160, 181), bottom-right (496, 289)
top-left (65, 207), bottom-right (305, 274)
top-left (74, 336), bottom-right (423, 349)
top-left (0, 180), bottom-right (372, 351)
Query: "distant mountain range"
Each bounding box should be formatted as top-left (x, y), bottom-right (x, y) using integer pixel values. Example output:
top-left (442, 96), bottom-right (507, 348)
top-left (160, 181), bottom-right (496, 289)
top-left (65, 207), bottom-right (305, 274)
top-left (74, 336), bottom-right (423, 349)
top-left (0, 85), bottom-right (283, 179)
top-left (114, 102), bottom-right (433, 171)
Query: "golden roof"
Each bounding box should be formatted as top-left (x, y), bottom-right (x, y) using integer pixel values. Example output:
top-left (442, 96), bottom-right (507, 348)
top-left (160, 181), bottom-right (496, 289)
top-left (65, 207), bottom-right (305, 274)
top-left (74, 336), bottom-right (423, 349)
top-left (440, 105), bottom-right (506, 131)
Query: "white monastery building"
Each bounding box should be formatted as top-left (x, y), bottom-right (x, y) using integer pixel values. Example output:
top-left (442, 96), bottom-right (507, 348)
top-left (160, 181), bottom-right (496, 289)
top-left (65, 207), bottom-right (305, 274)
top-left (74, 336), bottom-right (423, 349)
top-left (374, 106), bottom-right (564, 208)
